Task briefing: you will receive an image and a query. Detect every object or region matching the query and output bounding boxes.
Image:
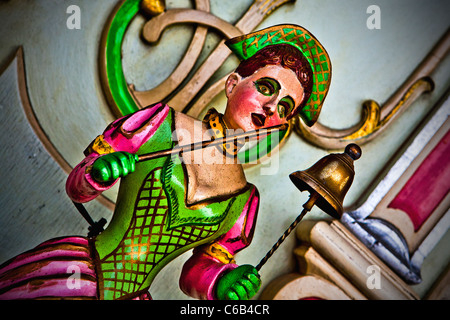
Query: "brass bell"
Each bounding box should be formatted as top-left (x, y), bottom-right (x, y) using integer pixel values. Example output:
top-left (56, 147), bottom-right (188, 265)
top-left (255, 144), bottom-right (361, 271)
top-left (289, 143), bottom-right (362, 219)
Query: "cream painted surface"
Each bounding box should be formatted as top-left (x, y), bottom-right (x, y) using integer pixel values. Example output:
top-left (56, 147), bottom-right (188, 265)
top-left (0, 0), bottom-right (449, 299)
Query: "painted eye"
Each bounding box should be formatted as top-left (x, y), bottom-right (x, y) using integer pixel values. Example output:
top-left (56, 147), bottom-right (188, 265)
top-left (255, 78), bottom-right (280, 96)
top-left (257, 83), bottom-right (272, 95)
top-left (278, 104), bottom-right (286, 118)
top-left (278, 96), bottom-right (295, 118)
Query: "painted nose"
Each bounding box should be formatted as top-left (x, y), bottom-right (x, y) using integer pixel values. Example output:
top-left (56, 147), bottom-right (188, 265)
top-left (263, 105), bottom-right (275, 117)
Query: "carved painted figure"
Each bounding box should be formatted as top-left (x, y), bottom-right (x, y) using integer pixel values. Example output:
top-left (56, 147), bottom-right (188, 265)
top-left (0, 24), bottom-right (331, 300)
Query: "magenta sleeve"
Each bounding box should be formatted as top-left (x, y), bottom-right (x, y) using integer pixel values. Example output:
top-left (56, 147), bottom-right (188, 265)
top-left (179, 187), bottom-right (260, 300)
top-left (66, 103), bottom-right (169, 203)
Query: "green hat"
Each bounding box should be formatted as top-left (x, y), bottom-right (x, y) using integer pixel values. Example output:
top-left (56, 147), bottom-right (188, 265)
top-left (225, 24), bottom-right (331, 127)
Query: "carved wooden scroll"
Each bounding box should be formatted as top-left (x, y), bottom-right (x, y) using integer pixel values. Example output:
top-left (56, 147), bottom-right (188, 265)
top-left (100, 1), bottom-right (449, 153)
top-left (163, 0), bottom-right (296, 113)
top-left (99, 0), bottom-right (295, 118)
top-left (131, 0), bottom-right (211, 107)
top-left (99, 0), bottom-right (295, 167)
top-left (296, 220), bottom-right (419, 299)
top-left (260, 219), bottom-right (420, 300)
top-left (295, 29), bottom-right (450, 150)
top-left (260, 273), bottom-right (352, 300)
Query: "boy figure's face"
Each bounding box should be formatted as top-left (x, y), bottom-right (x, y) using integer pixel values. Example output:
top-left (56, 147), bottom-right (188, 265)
top-left (223, 64), bottom-right (304, 132)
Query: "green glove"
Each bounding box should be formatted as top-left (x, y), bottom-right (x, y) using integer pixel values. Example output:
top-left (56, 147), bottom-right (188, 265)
top-left (91, 152), bottom-right (139, 183)
top-left (216, 265), bottom-right (261, 300)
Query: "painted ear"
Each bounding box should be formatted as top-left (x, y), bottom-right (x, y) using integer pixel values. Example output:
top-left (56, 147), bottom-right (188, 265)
top-left (225, 73), bottom-right (241, 98)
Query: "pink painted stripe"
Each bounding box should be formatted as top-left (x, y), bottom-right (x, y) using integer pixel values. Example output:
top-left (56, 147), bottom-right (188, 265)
top-left (180, 254), bottom-right (237, 300)
top-left (389, 129), bottom-right (450, 231)
top-left (0, 249), bottom-right (91, 276)
top-left (0, 239), bottom-right (91, 276)
top-left (0, 278), bottom-right (97, 300)
top-left (66, 154), bottom-right (117, 202)
top-left (0, 260), bottom-right (96, 291)
top-left (66, 104), bottom-right (169, 203)
top-left (131, 291), bottom-right (152, 300)
top-left (244, 188), bottom-right (260, 237)
top-left (220, 187), bottom-right (259, 255)
top-left (36, 237), bottom-right (89, 248)
top-left (103, 103), bottom-right (170, 153)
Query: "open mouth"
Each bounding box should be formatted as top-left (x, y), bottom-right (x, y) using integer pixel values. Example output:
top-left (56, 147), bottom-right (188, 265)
top-left (251, 113), bottom-right (266, 127)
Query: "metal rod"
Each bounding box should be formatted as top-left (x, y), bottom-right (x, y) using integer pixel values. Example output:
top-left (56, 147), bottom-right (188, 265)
top-left (72, 201), bottom-right (107, 237)
top-left (255, 192), bottom-right (320, 271)
top-left (73, 201), bottom-right (96, 227)
top-left (137, 123), bottom-right (288, 162)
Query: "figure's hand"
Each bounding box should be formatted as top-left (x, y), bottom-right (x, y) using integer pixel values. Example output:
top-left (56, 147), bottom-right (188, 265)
top-left (91, 152), bottom-right (139, 183)
top-left (216, 265), bottom-right (261, 300)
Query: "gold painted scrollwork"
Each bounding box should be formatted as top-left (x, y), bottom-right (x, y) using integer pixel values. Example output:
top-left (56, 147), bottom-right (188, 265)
top-left (295, 29), bottom-right (449, 150)
top-left (102, 1), bottom-right (449, 152)
top-left (141, 0), bottom-right (166, 16)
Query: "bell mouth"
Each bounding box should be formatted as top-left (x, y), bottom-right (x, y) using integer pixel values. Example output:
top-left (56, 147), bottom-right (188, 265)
top-left (289, 171), bottom-right (343, 219)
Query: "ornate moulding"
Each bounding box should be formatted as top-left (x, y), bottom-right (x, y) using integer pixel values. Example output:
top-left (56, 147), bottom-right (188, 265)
top-left (261, 91), bottom-right (449, 300)
top-left (341, 92), bottom-right (450, 285)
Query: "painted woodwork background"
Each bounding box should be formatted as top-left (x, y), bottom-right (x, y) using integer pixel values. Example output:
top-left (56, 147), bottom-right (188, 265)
top-left (0, 0), bottom-right (449, 299)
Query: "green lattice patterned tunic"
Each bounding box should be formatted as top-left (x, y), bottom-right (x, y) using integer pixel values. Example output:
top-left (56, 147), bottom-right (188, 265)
top-left (93, 108), bottom-right (252, 300)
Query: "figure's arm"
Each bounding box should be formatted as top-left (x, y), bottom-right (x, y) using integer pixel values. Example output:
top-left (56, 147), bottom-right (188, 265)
top-left (66, 103), bottom-right (170, 203)
top-left (179, 186), bottom-right (260, 300)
